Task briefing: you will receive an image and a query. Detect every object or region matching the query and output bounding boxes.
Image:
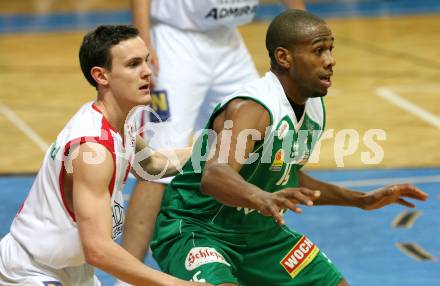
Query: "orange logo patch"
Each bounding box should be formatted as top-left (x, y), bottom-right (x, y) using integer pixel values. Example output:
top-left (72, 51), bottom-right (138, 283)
top-left (270, 149), bottom-right (284, 171)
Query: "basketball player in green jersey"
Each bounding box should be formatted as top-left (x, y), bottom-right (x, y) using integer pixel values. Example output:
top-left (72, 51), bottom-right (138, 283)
top-left (150, 10), bottom-right (428, 286)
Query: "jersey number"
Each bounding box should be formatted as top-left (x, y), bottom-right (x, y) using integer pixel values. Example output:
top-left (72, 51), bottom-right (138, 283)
top-left (276, 163), bottom-right (293, 186)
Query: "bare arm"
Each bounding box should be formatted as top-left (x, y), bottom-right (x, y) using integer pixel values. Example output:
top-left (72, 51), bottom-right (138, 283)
top-left (131, 0), bottom-right (159, 80)
top-left (280, 0), bottom-right (306, 10)
top-left (201, 100), bottom-right (268, 208)
top-left (71, 143), bottom-right (207, 286)
top-left (133, 135), bottom-right (191, 180)
top-left (298, 170), bottom-right (428, 210)
top-left (201, 99), bottom-right (320, 224)
top-left (131, 0), bottom-right (151, 44)
top-left (122, 181), bottom-right (165, 261)
top-left (298, 170), bottom-right (364, 207)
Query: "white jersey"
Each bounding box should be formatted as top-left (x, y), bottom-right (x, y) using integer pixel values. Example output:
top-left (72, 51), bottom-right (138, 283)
top-left (220, 71), bottom-right (325, 138)
top-left (151, 0), bottom-right (259, 31)
top-left (9, 102), bottom-right (135, 270)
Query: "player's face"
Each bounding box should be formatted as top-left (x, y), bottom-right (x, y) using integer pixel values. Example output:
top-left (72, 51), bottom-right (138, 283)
top-left (290, 23), bottom-right (335, 98)
top-left (107, 36), bottom-right (151, 107)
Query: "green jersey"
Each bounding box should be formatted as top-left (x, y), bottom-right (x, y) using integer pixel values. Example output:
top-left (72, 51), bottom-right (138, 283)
top-left (152, 72), bottom-right (342, 286)
top-left (158, 71), bottom-right (326, 232)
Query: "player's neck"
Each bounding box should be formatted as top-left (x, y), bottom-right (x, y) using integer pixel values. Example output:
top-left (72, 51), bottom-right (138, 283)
top-left (271, 68), bottom-right (308, 106)
top-left (94, 97), bottom-right (128, 135)
top-left (288, 97), bottom-right (305, 120)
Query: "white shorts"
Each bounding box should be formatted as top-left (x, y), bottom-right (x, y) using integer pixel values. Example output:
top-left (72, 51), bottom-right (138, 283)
top-left (0, 234), bottom-right (101, 286)
top-left (141, 23), bottom-right (259, 183)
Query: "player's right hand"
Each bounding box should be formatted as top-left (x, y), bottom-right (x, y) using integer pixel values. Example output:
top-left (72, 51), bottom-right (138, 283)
top-left (255, 188), bottom-right (321, 225)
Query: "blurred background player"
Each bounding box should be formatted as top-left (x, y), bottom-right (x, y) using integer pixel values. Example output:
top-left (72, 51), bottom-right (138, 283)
top-left (123, 0), bottom-right (307, 268)
top-left (0, 24), bottom-right (210, 286)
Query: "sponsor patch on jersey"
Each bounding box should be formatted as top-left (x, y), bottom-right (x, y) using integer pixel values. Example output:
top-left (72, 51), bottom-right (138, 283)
top-left (49, 141), bottom-right (60, 160)
top-left (149, 90), bottom-right (170, 122)
top-left (185, 247), bottom-right (231, 271)
top-left (111, 200), bottom-right (124, 240)
top-left (205, 5), bottom-right (257, 20)
top-left (270, 149), bottom-right (284, 171)
top-left (280, 236), bottom-right (319, 279)
top-left (43, 281), bottom-right (62, 286)
top-left (277, 120), bottom-right (290, 139)
top-left (126, 123), bottom-right (137, 148)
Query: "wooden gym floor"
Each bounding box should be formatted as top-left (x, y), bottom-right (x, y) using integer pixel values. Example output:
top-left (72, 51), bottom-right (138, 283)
top-left (0, 1), bottom-right (439, 173)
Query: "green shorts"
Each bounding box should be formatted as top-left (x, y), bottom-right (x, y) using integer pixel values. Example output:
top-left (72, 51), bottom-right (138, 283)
top-left (151, 218), bottom-right (343, 286)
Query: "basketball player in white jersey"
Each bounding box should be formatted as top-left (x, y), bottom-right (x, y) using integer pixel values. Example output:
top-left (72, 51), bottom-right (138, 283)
top-left (0, 25), bottom-right (211, 286)
top-left (122, 0), bottom-right (307, 269)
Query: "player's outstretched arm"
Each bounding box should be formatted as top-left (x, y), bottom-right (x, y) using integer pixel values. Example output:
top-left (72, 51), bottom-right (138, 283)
top-left (298, 170), bottom-right (428, 210)
top-left (358, 184), bottom-right (428, 210)
top-left (133, 135), bottom-right (191, 180)
top-left (200, 99), bottom-right (320, 224)
top-left (71, 142), bottom-right (210, 286)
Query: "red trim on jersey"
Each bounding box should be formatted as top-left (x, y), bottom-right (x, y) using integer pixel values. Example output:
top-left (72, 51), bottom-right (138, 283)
top-left (58, 110), bottom-right (117, 222)
top-left (123, 162), bottom-right (132, 184)
top-left (59, 158), bottom-right (76, 220)
top-left (16, 202), bottom-right (25, 217)
top-left (92, 102), bottom-right (117, 133)
top-left (93, 104), bottom-right (117, 198)
top-left (139, 110), bottom-right (146, 138)
top-left (93, 102), bottom-right (125, 147)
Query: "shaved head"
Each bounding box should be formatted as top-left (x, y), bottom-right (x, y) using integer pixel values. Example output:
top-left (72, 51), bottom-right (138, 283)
top-left (266, 9), bottom-right (326, 68)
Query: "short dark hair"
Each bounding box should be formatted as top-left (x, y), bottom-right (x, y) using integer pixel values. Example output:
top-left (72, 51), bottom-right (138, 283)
top-left (79, 25), bottom-right (139, 87)
top-left (266, 9), bottom-right (326, 68)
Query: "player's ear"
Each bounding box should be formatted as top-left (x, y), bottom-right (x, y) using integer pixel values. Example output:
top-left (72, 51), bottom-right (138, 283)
top-left (274, 47), bottom-right (293, 69)
top-left (90, 66), bottom-right (108, 86)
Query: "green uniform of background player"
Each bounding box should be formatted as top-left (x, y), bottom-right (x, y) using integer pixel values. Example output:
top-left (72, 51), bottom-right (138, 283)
top-left (151, 10), bottom-right (427, 286)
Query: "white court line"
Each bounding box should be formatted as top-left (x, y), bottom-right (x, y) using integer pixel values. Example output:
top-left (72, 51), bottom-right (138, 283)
top-left (0, 100), bottom-right (49, 152)
top-left (391, 84), bottom-right (440, 93)
top-left (376, 87), bottom-right (440, 129)
top-left (335, 175), bottom-right (440, 188)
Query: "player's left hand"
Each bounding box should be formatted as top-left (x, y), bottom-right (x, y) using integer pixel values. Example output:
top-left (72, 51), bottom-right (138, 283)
top-left (362, 183), bottom-right (428, 210)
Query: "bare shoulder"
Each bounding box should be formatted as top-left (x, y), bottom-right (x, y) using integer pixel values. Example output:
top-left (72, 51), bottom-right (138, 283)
top-left (226, 98), bottom-right (269, 116)
top-left (215, 98), bottom-right (271, 133)
top-left (69, 142), bottom-right (114, 183)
